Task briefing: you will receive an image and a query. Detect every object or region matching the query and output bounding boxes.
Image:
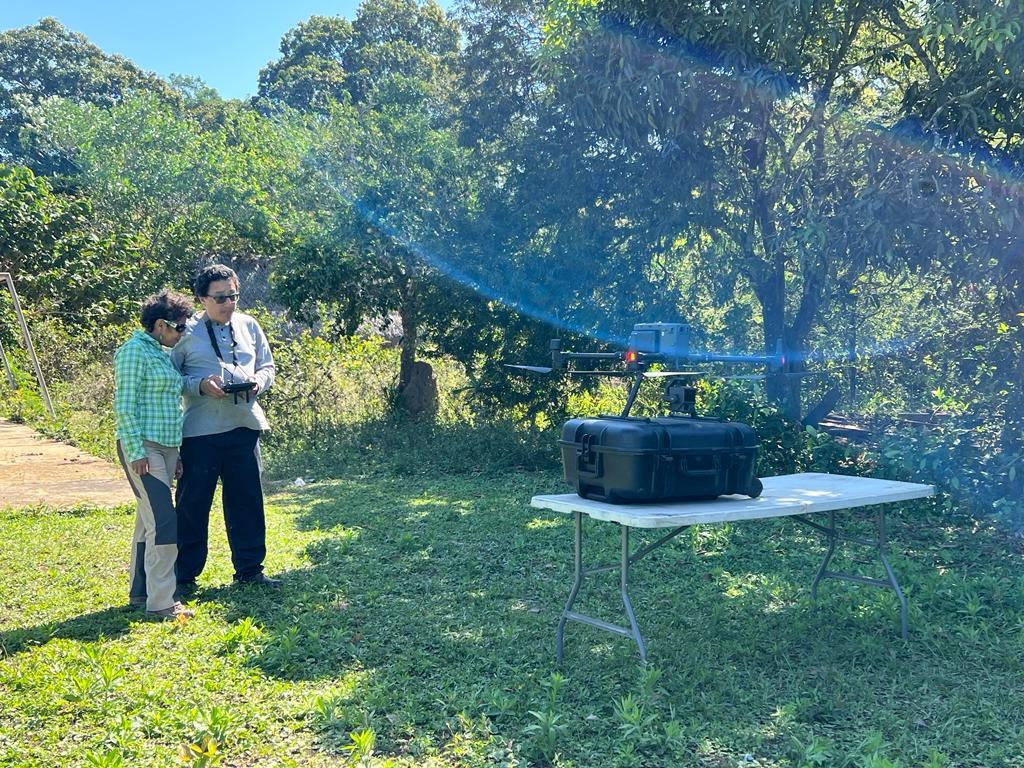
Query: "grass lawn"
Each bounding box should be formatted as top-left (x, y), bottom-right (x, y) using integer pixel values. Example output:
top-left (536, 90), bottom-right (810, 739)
top-left (2, 467), bottom-right (1023, 767)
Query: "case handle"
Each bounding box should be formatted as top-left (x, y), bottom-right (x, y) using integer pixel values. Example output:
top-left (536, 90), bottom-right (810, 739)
top-left (576, 449), bottom-right (603, 479)
top-left (678, 453), bottom-right (721, 477)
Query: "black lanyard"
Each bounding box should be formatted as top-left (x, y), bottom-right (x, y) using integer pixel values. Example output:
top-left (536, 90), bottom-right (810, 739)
top-left (205, 317), bottom-right (251, 402)
top-left (204, 318), bottom-right (238, 366)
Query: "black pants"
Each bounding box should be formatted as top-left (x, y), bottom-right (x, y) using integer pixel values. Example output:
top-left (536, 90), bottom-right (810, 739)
top-left (175, 427), bottom-right (266, 582)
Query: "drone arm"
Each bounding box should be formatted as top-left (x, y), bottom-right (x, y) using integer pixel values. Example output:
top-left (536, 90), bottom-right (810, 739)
top-left (688, 350), bottom-right (785, 369)
top-left (621, 372), bottom-right (645, 417)
top-left (561, 352), bottom-right (624, 360)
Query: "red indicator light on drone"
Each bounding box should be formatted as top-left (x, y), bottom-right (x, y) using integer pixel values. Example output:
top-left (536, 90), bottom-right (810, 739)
top-left (624, 350), bottom-right (638, 364)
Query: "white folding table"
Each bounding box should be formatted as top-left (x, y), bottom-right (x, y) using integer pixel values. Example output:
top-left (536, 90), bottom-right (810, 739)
top-left (531, 473), bottom-right (935, 660)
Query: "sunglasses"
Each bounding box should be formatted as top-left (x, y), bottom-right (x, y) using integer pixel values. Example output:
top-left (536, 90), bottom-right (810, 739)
top-left (206, 293), bottom-right (240, 304)
top-left (163, 318), bottom-right (189, 333)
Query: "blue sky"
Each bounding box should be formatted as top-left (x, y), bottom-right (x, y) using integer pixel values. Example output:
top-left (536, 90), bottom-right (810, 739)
top-left (0, 1), bottom-right (451, 100)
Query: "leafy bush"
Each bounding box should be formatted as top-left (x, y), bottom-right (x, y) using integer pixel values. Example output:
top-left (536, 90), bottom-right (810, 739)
top-left (25, 316), bottom-right (128, 385)
top-left (265, 414), bottom-right (560, 481)
top-left (257, 328), bottom-right (490, 469)
top-left (259, 331), bottom-right (398, 450)
top-left (872, 417), bottom-right (1023, 532)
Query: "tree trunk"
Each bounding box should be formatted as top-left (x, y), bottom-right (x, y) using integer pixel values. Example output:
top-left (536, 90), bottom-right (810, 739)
top-left (762, 298), bottom-right (806, 422)
top-left (750, 197), bottom-right (803, 421)
top-left (397, 277), bottom-right (417, 393)
top-left (755, 273), bottom-right (815, 422)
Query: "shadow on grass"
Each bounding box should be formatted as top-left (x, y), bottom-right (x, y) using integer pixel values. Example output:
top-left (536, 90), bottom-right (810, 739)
top-left (207, 475), bottom-right (851, 681)
top-left (1, 604), bottom-right (140, 655)
top-left (204, 479), bottom-right (565, 674)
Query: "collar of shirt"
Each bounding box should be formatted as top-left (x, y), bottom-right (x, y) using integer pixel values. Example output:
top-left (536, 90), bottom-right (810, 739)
top-left (131, 329), bottom-right (163, 349)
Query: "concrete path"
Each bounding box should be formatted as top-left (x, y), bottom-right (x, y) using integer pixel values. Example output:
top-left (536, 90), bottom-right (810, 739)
top-left (0, 419), bottom-right (133, 509)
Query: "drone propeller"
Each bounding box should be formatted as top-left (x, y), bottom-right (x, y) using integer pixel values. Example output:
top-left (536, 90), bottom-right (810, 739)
top-left (505, 364), bottom-right (639, 378)
top-left (640, 370), bottom-right (707, 379)
top-left (716, 373), bottom-right (768, 381)
top-left (504, 364), bottom-right (556, 374)
top-left (506, 364), bottom-right (822, 384)
top-left (715, 370), bottom-right (828, 381)
top-left (641, 370), bottom-right (778, 382)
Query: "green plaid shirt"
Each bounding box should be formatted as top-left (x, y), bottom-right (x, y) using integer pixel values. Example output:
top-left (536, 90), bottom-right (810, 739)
top-left (114, 330), bottom-right (184, 461)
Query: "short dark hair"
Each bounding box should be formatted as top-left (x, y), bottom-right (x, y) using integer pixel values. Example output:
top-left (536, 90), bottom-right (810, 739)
top-left (140, 289), bottom-right (194, 331)
top-left (192, 264), bottom-right (239, 298)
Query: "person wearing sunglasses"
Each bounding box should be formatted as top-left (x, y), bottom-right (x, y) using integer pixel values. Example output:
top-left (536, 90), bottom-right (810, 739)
top-left (169, 264), bottom-right (279, 593)
top-left (113, 289), bottom-right (195, 620)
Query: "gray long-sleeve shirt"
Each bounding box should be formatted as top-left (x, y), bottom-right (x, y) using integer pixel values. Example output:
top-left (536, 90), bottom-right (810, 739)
top-left (169, 311), bottom-right (275, 438)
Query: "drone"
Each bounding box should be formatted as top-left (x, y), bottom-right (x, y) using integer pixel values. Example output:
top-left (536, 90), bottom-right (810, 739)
top-left (506, 322), bottom-right (786, 418)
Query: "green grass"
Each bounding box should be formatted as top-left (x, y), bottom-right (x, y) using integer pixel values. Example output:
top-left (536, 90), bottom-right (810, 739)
top-left (2, 465), bottom-right (1024, 767)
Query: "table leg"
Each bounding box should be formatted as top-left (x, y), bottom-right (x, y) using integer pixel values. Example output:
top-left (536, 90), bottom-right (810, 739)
top-left (799, 506), bottom-right (909, 639)
top-left (811, 510), bottom-right (838, 600)
top-left (876, 508), bottom-right (909, 640)
top-left (556, 511), bottom-right (585, 663)
top-left (555, 517), bottom-right (682, 660)
top-left (620, 525), bottom-right (647, 660)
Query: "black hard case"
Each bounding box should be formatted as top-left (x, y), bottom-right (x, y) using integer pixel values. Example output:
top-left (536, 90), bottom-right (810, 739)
top-left (559, 415), bottom-right (762, 503)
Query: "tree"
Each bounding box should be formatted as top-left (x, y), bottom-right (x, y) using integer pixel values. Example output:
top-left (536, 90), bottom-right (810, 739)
top-left (273, 98), bottom-right (477, 394)
top-left (257, 0), bottom-right (459, 113)
top-left (888, 0), bottom-right (1024, 509)
top-left (433, 0), bottom-right (708, 416)
top-left (347, 0), bottom-right (460, 107)
top-left (454, 0), bottom-right (545, 148)
top-left (536, 0), bottom-right (1004, 419)
top-left (0, 164), bottom-right (144, 321)
top-left (257, 16), bottom-right (355, 113)
top-left (266, 0), bottom-right (467, 401)
top-left (0, 18), bottom-right (177, 175)
top-left (30, 94), bottom-right (309, 284)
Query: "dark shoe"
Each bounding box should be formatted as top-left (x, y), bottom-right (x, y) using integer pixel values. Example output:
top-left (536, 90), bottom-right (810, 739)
top-left (234, 573), bottom-right (281, 587)
top-left (128, 596), bottom-right (147, 609)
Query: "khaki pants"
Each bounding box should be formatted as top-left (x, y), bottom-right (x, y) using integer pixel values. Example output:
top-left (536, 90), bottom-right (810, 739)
top-left (117, 440), bottom-right (179, 612)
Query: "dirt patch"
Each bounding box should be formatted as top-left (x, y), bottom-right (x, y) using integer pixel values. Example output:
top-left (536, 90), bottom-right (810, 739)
top-left (0, 419), bottom-right (134, 509)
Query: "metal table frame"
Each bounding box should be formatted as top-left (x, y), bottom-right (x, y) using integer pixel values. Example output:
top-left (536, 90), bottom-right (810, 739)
top-left (531, 473), bottom-right (934, 661)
